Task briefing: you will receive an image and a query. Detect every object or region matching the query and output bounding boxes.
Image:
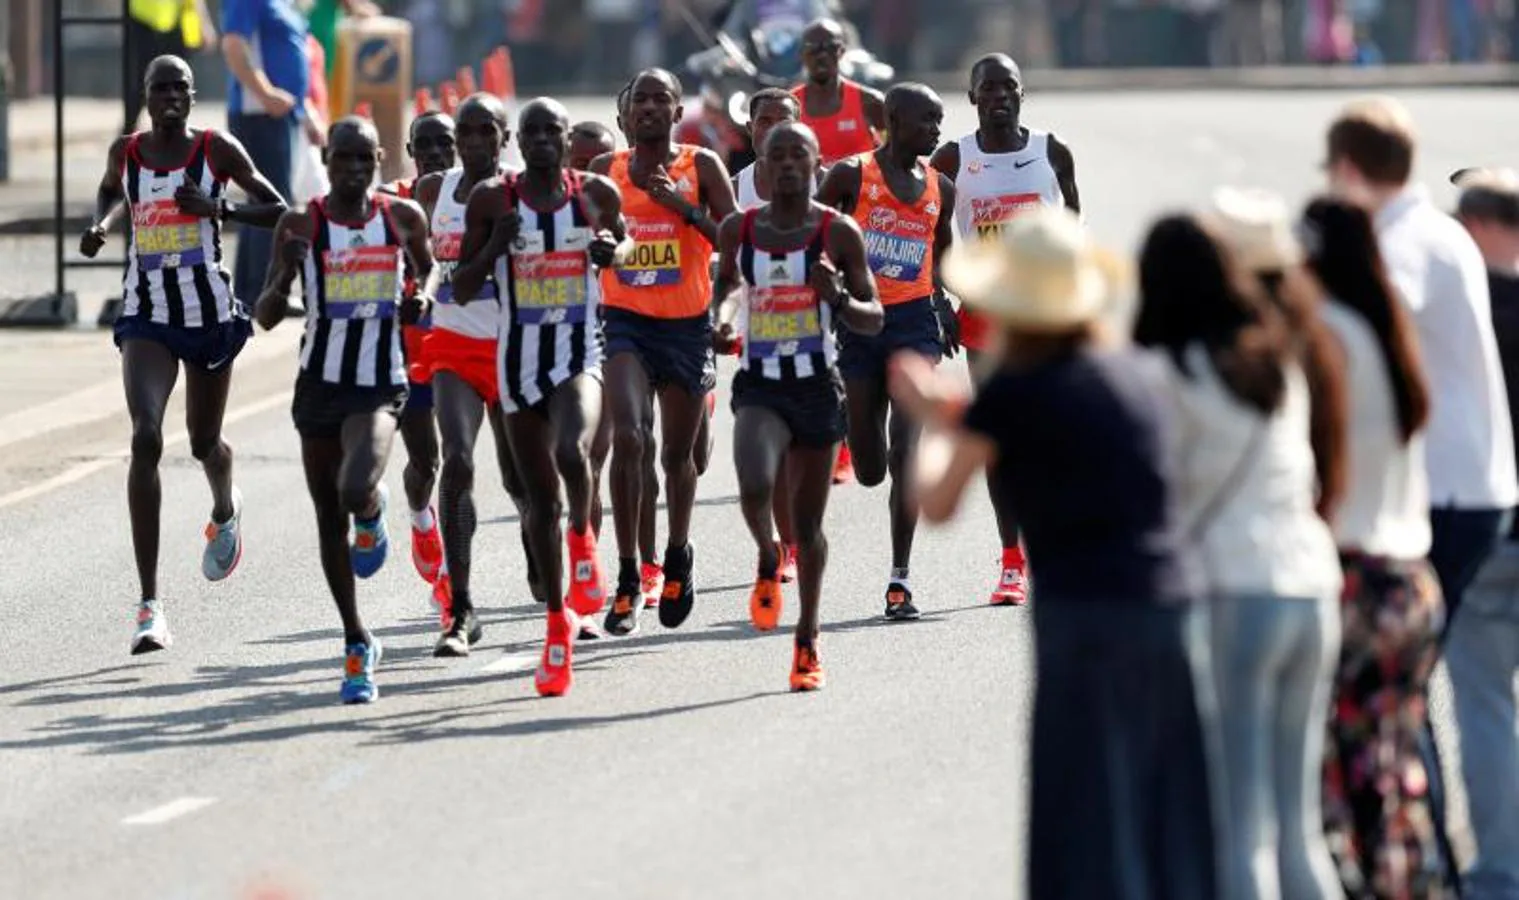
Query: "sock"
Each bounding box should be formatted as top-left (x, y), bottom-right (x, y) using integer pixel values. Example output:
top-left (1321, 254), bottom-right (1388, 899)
top-left (889, 567), bottom-right (910, 590)
top-left (619, 556), bottom-right (640, 587)
top-left (1002, 546), bottom-right (1025, 570)
top-left (412, 506), bottom-right (435, 531)
top-left (666, 542), bottom-right (692, 575)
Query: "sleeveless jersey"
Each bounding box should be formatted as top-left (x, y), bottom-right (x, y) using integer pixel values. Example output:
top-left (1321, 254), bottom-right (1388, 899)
top-left (952, 130), bottom-right (1064, 350)
top-left (430, 168), bottom-right (500, 340)
top-left (792, 80), bottom-right (876, 166)
top-left (734, 163), bottom-right (817, 211)
top-left (851, 154), bottom-right (941, 306)
top-left (739, 208), bottom-right (836, 380)
top-left (121, 130), bottom-right (238, 328)
top-left (496, 170), bottom-right (604, 412)
top-left (600, 147), bottom-right (713, 319)
top-left (299, 196), bottom-right (408, 388)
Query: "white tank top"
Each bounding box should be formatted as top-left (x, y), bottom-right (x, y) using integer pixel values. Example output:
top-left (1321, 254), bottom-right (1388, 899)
top-left (951, 130), bottom-right (1063, 242)
top-left (430, 168), bottom-right (500, 340)
top-left (734, 163), bottom-right (817, 211)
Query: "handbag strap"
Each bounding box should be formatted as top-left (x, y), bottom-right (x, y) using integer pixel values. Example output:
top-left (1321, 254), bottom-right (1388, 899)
top-left (1188, 418), bottom-right (1266, 540)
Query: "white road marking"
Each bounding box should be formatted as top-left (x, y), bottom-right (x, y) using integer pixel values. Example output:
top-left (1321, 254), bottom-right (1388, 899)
top-left (0, 390), bottom-right (292, 513)
top-left (121, 796), bottom-right (218, 826)
top-left (480, 652), bottom-right (538, 674)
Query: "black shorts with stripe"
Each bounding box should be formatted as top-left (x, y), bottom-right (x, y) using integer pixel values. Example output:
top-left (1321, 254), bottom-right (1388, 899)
top-left (730, 369), bottom-right (847, 449)
top-left (291, 375), bottom-right (407, 440)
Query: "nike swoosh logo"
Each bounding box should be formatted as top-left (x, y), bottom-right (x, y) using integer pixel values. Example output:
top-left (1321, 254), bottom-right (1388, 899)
top-left (1014, 160), bottom-right (1037, 169)
top-left (205, 355), bottom-right (230, 371)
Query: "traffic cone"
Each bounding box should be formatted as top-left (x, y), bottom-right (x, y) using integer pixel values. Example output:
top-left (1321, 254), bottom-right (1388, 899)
top-left (440, 81), bottom-right (460, 116)
top-left (413, 87), bottom-right (435, 115)
top-left (457, 66), bottom-right (477, 97)
top-left (353, 101), bottom-right (373, 121)
top-left (482, 54), bottom-right (505, 97)
top-left (497, 47), bottom-right (516, 100)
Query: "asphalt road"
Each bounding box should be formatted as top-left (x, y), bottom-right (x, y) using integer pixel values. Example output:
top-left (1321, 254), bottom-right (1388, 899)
top-left (3, 89), bottom-right (1512, 900)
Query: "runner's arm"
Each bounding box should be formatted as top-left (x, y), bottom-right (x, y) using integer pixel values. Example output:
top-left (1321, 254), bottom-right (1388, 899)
top-left (81, 137), bottom-right (129, 257)
top-left (390, 198), bottom-right (435, 324)
top-left (816, 159), bottom-right (861, 216)
top-left (693, 148), bottom-right (737, 245)
top-left (859, 87), bottom-right (887, 139)
top-left (254, 207), bottom-right (313, 331)
top-left (928, 141), bottom-right (960, 184)
top-left (931, 174), bottom-right (961, 354)
top-left (208, 130), bottom-right (289, 227)
top-left (587, 152), bottom-right (615, 178)
top-left (582, 174), bottom-right (634, 267)
top-left (711, 211), bottom-right (745, 323)
top-left (824, 214), bottom-right (883, 336)
top-left (450, 177), bottom-right (509, 304)
top-left (1048, 133), bottom-right (1081, 215)
top-left (412, 171), bottom-right (445, 223)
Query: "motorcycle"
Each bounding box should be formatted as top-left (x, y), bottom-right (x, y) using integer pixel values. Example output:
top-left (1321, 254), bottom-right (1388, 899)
top-left (677, 21), bottom-right (894, 173)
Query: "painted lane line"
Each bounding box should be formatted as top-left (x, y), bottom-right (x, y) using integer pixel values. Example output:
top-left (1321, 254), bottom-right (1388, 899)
top-left (121, 796), bottom-right (218, 826)
top-left (480, 652), bottom-right (538, 674)
top-left (0, 390), bottom-right (292, 513)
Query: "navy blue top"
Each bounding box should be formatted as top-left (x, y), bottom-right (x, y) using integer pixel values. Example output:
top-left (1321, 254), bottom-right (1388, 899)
top-left (964, 345), bottom-right (1201, 604)
top-left (222, 0), bottom-right (309, 119)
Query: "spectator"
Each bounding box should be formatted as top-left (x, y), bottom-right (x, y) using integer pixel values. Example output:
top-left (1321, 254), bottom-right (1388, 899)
top-left (1135, 196), bottom-right (1345, 900)
top-left (221, 0), bottom-right (310, 307)
top-left (1301, 195), bottom-right (1443, 898)
top-left (306, 0), bottom-right (379, 79)
top-left (890, 208), bottom-right (1217, 900)
top-left (1447, 165), bottom-right (1519, 900)
top-left (124, 0), bottom-right (217, 133)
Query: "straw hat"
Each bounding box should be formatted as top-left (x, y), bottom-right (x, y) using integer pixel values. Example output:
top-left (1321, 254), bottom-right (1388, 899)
top-left (1207, 186), bottom-right (1302, 273)
top-left (1451, 166), bottom-right (1519, 191)
top-left (940, 206), bottom-right (1123, 332)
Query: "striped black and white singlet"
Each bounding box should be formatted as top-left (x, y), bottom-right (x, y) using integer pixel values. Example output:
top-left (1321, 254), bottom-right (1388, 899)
top-left (298, 197), bottom-right (408, 389)
top-left (121, 130), bottom-right (238, 327)
top-left (738, 208), bottom-right (837, 380)
top-left (495, 171), bottom-right (604, 413)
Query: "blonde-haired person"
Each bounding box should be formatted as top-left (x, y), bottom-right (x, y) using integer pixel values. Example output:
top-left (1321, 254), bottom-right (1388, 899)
top-left (1136, 196), bottom-right (1346, 900)
top-left (888, 207), bottom-right (1216, 900)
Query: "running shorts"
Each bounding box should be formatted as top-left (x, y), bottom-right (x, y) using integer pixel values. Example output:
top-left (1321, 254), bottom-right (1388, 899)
top-left (604, 307), bottom-right (716, 396)
top-left (291, 375), bottom-right (407, 440)
top-left (113, 316), bottom-right (252, 373)
top-left (731, 369), bottom-right (847, 449)
top-left (424, 328), bottom-right (500, 406)
top-left (837, 296), bottom-right (943, 381)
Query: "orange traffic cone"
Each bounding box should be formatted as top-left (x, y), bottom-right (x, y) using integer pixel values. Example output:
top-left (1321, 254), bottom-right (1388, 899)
top-left (414, 87), bottom-right (435, 115)
top-left (353, 101), bottom-right (373, 121)
top-left (440, 81), bottom-right (460, 116)
top-left (497, 47), bottom-right (516, 99)
top-left (457, 66), bottom-right (477, 97)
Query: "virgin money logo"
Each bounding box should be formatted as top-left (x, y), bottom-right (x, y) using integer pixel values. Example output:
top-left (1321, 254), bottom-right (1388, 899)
top-left (868, 207), bottom-right (897, 232)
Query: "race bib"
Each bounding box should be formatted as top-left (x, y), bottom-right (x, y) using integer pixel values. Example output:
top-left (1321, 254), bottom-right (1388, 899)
top-left (323, 245), bottom-right (400, 320)
top-left (512, 228), bottom-right (591, 326)
top-left (616, 219), bottom-right (682, 287)
top-left (861, 206), bottom-right (930, 283)
top-left (433, 260), bottom-right (497, 304)
top-left (970, 193), bottom-right (1044, 240)
top-left (132, 199), bottom-right (205, 270)
top-left (748, 266), bottom-right (822, 359)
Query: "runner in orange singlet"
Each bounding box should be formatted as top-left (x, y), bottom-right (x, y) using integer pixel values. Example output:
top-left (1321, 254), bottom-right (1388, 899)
top-left (793, 18), bottom-right (884, 168)
top-left (817, 83), bottom-right (957, 622)
top-left (376, 110), bottom-right (453, 593)
top-left (588, 68), bottom-right (738, 637)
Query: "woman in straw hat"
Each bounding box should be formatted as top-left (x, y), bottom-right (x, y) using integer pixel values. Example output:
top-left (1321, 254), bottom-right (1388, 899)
top-left (1133, 206), bottom-right (1346, 900)
top-left (889, 206), bottom-right (1216, 900)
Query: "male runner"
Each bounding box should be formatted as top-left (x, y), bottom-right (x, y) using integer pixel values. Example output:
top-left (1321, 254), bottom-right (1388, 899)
top-left (817, 82), bottom-right (957, 621)
top-left (81, 55), bottom-right (287, 654)
top-left (713, 121), bottom-right (881, 690)
top-left (589, 68), bottom-right (738, 635)
top-left (570, 121), bottom-right (617, 172)
top-left (729, 86), bottom-right (820, 583)
top-left (455, 98), bottom-right (629, 695)
top-left (254, 116), bottom-right (434, 703)
top-left (793, 19), bottom-right (883, 167)
top-left (928, 53), bottom-right (1079, 607)
top-left (414, 93), bottom-right (536, 656)
top-left (376, 110), bottom-right (454, 591)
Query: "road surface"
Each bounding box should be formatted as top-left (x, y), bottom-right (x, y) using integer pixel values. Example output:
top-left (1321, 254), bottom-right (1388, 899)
top-left (3, 89), bottom-right (1512, 899)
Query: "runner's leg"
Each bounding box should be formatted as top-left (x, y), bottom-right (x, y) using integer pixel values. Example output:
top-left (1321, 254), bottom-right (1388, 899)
top-left (300, 435), bottom-right (364, 643)
top-left (486, 402), bottom-right (544, 603)
top-left (183, 363), bottom-right (237, 523)
top-left (656, 383), bottom-right (705, 551)
top-left (606, 353), bottom-right (653, 572)
top-left (589, 397), bottom-right (612, 536)
top-left (122, 340), bottom-right (180, 601)
top-left (433, 371), bottom-right (487, 615)
top-left (504, 409), bottom-right (565, 614)
top-left (551, 374), bottom-right (602, 537)
top-left (734, 406), bottom-right (789, 575)
top-left (399, 406), bottom-right (439, 518)
top-left (788, 441), bottom-right (837, 644)
top-left (843, 375), bottom-right (890, 488)
top-left (886, 394), bottom-right (924, 573)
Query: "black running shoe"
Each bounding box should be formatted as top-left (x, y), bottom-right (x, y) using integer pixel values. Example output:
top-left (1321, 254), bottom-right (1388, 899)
top-left (658, 544), bottom-right (696, 629)
top-left (884, 584), bottom-right (921, 621)
top-left (434, 608), bottom-right (483, 657)
top-left (603, 582), bottom-right (642, 636)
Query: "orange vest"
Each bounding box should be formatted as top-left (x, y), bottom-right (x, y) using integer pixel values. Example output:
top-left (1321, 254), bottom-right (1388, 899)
top-left (600, 147), bottom-right (713, 319)
top-left (792, 80), bottom-right (877, 167)
top-left (850, 154), bottom-right (940, 306)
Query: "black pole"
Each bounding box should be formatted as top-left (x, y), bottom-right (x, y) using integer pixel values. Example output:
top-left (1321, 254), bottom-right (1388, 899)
top-left (51, 0), bottom-right (62, 315)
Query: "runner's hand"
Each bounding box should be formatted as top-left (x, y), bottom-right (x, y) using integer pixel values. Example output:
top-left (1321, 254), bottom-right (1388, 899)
top-left (712, 320), bottom-right (740, 355)
top-left (588, 229), bottom-right (618, 267)
top-left (79, 224), bottom-right (107, 258)
top-left (279, 235), bottom-right (311, 269)
top-left (254, 290), bottom-right (284, 331)
top-left (932, 292), bottom-right (961, 358)
top-left (174, 182), bottom-right (218, 219)
top-left (490, 211), bottom-right (522, 250)
top-left (809, 255), bottom-right (845, 308)
top-left (645, 167), bottom-right (685, 213)
top-left (400, 292), bottom-right (432, 326)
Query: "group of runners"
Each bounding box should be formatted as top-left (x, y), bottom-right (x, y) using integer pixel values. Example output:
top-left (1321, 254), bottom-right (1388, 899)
top-left (85, 21), bottom-right (1080, 702)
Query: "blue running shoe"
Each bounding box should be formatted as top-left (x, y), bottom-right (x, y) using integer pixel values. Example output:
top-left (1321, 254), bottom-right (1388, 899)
top-left (340, 638), bottom-right (382, 704)
top-left (350, 484), bottom-right (390, 579)
top-left (202, 486), bottom-right (244, 582)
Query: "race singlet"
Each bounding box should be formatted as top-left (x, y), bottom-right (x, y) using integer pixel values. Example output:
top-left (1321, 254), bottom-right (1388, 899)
top-left (599, 146), bottom-right (714, 319)
top-left (851, 154), bottom-right (940, 306)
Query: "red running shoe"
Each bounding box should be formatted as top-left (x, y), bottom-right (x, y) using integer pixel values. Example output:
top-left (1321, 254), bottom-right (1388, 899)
top-left (832, 442), bottom-right (855, 485)
top-left (535, 610), bottom-right (574, 697)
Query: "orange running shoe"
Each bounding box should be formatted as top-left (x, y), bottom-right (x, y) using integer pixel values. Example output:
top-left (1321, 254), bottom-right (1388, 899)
top-left (991, 546), bottom-right (1030, 607)
top-left (565, 526), bottom-right (606, 616)
top-left (778, 544), bottom-right (798, 584)
top-left (832, 442), bottom-right (855, 485)
top-left (535, 610), bottom-right (574, 697)
top-left (790, 643), bottom-right (825, 692)
top-left (640, 562), bottom-right (664, 609)
top-left (432, 572), bottom-right (454, 630)
top-left (704, 390), bottom-right (717, 419)
top-left (411, 507), bottom-right (443, 584)
top-left (749, 576), bottom-right (783, 631)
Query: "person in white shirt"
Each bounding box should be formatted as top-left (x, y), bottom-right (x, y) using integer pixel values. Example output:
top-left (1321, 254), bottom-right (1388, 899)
top-left (1134, 205), bottom-right (1344, 900)
top-left (1324, 98), bottom-right (1519, 892)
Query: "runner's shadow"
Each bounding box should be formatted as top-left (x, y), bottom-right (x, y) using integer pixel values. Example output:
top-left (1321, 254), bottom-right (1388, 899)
top-left (479, 493), bottom-right (741, 525)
